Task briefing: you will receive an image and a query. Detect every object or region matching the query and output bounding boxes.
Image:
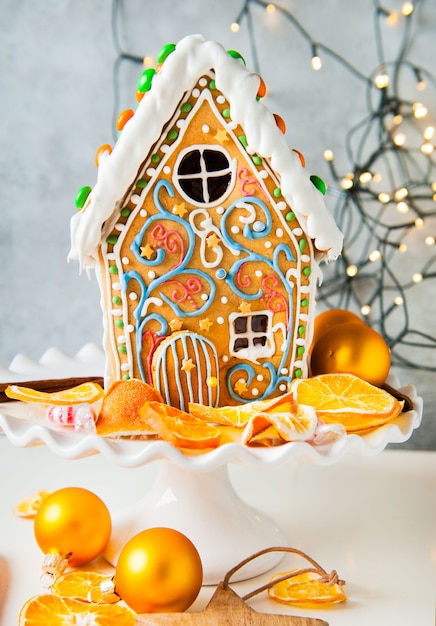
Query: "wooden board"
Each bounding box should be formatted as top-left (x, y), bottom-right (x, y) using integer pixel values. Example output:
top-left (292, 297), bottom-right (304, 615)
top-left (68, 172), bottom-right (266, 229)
top-left (136, 582), bottom-right (328, 625)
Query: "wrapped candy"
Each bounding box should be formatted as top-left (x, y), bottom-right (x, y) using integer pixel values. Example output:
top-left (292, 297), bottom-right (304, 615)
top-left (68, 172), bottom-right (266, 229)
top-left (46, 403), bottom-right (96, 434)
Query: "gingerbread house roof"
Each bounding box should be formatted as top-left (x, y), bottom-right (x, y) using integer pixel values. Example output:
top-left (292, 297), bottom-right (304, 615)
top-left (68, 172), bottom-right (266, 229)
top-left (69, 34), bottom-right (343, 268)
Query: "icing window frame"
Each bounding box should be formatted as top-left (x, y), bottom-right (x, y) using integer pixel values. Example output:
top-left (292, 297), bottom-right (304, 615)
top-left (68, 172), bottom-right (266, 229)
top-left (229, 311), bottom-right (275, 363)
top-left (173, 145), bottom-right (236, 207)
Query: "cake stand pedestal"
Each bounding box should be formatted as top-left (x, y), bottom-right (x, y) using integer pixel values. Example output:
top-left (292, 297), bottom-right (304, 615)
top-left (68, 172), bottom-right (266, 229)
top-left (104, 460), bottom-right (286, 584)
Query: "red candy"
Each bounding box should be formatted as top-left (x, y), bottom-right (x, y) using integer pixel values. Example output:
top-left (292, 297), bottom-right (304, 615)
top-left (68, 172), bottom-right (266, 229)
top-left (47, 404), bottom-right (96, 433)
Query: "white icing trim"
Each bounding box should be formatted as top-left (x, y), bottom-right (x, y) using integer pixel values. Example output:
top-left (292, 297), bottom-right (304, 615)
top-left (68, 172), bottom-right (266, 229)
top-left (69, 34), bottom-right (343, 269)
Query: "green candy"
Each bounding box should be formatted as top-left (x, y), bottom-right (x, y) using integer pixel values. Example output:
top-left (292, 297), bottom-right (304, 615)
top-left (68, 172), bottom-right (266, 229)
top-left (180, 102), bottom-right (192, 113)
top-left (120, 207), bottom-right (131, 217)
top-left (115, 319), bottom-right (124, 328)
top-left (151, 154), bottom-right (161, 164)
top-left (238, 135), bottom-right (248, 148)
top-left (106, 234), bottom-right (118, 245)
top-left (108, 265), bottom-right (119, 275)
top-left (303, 267), bottom-right (312, 276)
top-left (75, 186), bottom-right (91, 209)
top-left (136, 179), bottom-right (148, 189)
top-left (285, 211), bottom-right (295, 222)
top-left (298, 325), bottom-right (306, 336)
top-left (299, 239), bottom-right (307, 252)
top-left (112, 295), bottom-right (122, 305)
top-left (227, 49), bottom-right (246, 65)
top-left (167, 129), bottom-right (179, 141)
top-left (209, 80), bottom-right (216, 90)
top-left (222, 108), bottom-right (231, 119)
top-left (294, 368), bottom-right (303, 378)
top-left (118, 345), bottom-right (127, 354)
top-left (300, 298), bottom-right (309, 307)
top-left (297, 346), bottom-right (305, 357)
top-left (310, 174), bottom-right (327, 195)
top-left (273, 187), bottom-right (282, 198)
top-left (251, 155), bottom-right (262, 165)
top-left (137, 68), bottom-right (156, 93)
top-left (157, 43), bottom-right (176, 64)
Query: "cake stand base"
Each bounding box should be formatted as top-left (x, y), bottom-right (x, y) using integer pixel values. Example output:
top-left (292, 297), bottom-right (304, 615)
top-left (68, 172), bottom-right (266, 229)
top-left (104, 460), bottom-right (286, 584)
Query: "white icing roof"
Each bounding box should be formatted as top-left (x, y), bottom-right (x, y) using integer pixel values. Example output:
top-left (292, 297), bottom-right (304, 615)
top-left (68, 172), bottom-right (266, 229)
top-left (69, 34), bottom-right (343, 268)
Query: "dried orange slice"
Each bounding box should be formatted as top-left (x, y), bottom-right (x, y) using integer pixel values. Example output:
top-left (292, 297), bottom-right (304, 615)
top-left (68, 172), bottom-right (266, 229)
top-left (291, 373), bottom-right (404, 433)
top-left (19, 594), bottom-right (135, 626)
top-left (5, 382), bottom-right (104, 405)
top-left (13, 490), bottom-right (51, 519)
top-left (97, 379), bottom-right (163, 437)
top-left (242, 401), bottom-right (318, 446)
top-left (51, 571), bottom-right (118, 603)
top-left (140, 401), bottom-right (221, 450)
top-left (268, 569), bottom-right (347, 606)
top-left (189, 392), bottom-right (296, 427)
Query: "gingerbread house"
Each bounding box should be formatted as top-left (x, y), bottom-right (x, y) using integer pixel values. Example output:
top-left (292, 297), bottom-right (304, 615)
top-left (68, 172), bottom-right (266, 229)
top-left (69, 35), bottom-right (343, 410)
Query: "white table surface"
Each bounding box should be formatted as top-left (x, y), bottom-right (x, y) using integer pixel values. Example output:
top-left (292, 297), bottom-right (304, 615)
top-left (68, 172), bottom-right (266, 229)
top-left (0, 437), bottom-right (435, 625)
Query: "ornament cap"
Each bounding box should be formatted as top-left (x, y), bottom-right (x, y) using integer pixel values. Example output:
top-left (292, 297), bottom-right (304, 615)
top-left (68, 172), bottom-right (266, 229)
top-left (40, 552), bottom-right (69, 588)
top-left (88, 577), bottom-right (120, 604)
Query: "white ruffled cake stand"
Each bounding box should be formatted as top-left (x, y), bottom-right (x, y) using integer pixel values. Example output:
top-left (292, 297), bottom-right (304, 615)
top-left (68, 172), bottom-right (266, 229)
top-left (0, 344), bottom-right (423, 584)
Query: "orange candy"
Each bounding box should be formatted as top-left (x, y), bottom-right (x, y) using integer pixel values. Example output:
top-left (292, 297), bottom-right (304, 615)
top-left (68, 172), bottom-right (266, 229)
top-left (94, 144), bottom-right (112, 167)
top-left (273, 113), bottom-right (286, 134)
top-left (115, 109), bottom-right (134, 132)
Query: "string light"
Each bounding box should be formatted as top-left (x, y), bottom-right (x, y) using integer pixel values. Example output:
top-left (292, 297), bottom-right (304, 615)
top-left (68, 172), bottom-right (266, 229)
top-left (109, 0), bottom-right (435, 372)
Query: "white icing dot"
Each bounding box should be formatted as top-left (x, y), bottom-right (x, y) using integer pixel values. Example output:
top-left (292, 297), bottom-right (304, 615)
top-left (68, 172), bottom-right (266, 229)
top-left (201, 294), bottom-right (208, 301)
top-left (126, 324), bottom-right (135, 332)
top-left (279, 384), bottom-right (288, 392)
top-left (131, 194), bottom-right (141, 205)
top-left (217, 317), bottom-right (224, 324)
top-left (231, 226), bottom-right (240, 234)
top-left (227, 121), bottom-right (238, 130)
top-left (129, 292), bottom-right (138, 301)
top-left (112, 282), bottom-right (121, 290)
top-left (148, 270), bottom-right (156, 279)
top-left (277, 201), bottom-right (287, 211)
top-left (222, 355), bottom-right (229, 363)
top-left (276, 228), bottom-right (284, 237)
top-left (106, 253), bottom-right (116, 260)
top-left (221, 296), bottom-right (228, 304)
top-left (111, 309), bottom-right (123, 316)
top-left (259, 170), bottom-right (268, 179)
top-left (202, 124), bottom-right (210, 133)
top-left (117, 336), bottom-right (126, 344)
top-left (216, 95), bottom-right (225, 104)
top-left (114, 223), bottom-right (125, 232)
top-left (163, 165), bottom-right (171, 174)
top-left (140, 209), bottom-right (147, 218)
top-left (251, 388), bottom-right (260, 396)
top-left (199, 77), bottom-right (208, 87)
top-left (176, 119), bottom-right (186, 129)
top-left (301, 255), bottom-right (310, 263)
top-left (161, 144), bottom-right (170, 153)
top-left (216, 206), bottom-right (225, 214)
top-left (122, 257), bottom-right (129, 264)
top-left (255, 270), bottom-right (263, 277)
top-left (192, 88), bottom-right (200, 97)
top-left (146, 168), bottom-right (156, 177)
top-left (281, 368), bottom-right (289, 375)
top-left (293, 228), bottom-right (303, 236)
top-left (264, 241), bottom-right (272, 248)
top-left (121, 364), bottom-right (130, 371)
top-left (256, 374), bottom-right (264, 381)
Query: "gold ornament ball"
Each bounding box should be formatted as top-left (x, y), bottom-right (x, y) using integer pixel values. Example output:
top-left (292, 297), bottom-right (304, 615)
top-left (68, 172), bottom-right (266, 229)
top-left (115, 527), bottom-right (203, 613)
top-left (34, 487), bottom-right (111, 566)
top-left (310, 321), bottom-right (391, 387)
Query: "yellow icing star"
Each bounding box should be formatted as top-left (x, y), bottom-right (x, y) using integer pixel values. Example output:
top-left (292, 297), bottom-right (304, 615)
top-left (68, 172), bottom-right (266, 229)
top-left (206, 233), bottom-right (221, 248)
top-left (173, 202), bottom-right (188, 217)
top-left (169, 318), bottom-right (183, 331)
top-left (238, 301), bottom-right (252, 314)
top-left (182, 358), bottom-right (196, 373)
top-left (140, 243), bottom-right (155, 259)
top-left (215, 128), bottom-right (228, 144)
top-left (234, 379), bottom-right (248, 395)
top-left (199, 318), bottom-right (213, 332)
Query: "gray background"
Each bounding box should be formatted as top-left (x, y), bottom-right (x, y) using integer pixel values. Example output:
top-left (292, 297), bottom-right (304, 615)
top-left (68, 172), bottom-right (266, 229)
top-left (1, 0), bottom-right (435, 449)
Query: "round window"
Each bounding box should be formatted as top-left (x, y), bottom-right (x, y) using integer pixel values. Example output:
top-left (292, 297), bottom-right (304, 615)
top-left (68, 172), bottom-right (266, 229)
top-left (174, 146), bottom-right (235, 206)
